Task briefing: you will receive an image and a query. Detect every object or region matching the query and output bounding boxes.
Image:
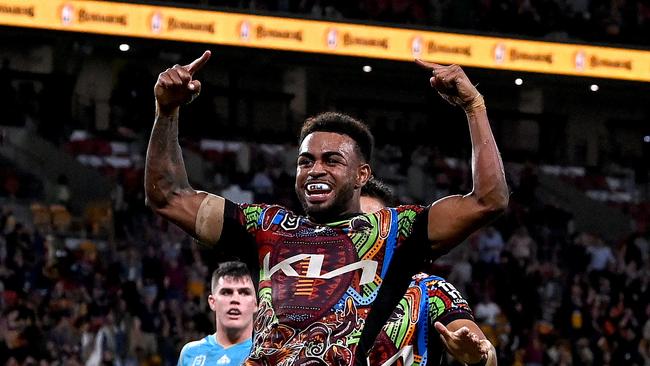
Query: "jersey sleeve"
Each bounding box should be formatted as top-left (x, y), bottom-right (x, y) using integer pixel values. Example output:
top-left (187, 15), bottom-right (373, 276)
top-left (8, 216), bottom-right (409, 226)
top-left (425, 278), bottom-right (474, 326)
top-left (394, 205), bottom-right (434, 261)
top-left (394, 205), bottom-right (429, 242)
top-left (222, 200), bottom-right (268, 235)
top-left (216, 200), bottom-right (268, 267)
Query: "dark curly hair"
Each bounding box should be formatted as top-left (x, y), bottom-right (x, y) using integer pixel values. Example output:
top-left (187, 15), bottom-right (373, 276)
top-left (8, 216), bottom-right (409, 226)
top-left (361, 177), bottom-right (398, 206)
top-left (299, 112), bottom-right (374, 163)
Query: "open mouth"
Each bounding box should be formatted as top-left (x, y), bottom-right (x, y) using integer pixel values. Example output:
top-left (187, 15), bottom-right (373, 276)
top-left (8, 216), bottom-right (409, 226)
top-left (305, 182), bottom-right (333, 203)
top-left (227, 309), bottom-right (241, 316)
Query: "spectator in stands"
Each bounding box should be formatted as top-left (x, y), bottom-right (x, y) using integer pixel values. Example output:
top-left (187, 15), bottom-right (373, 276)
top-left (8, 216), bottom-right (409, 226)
top-left (249, 167), bottom-right (274, 202)
top-left (55, 174), bottom-right (71, 207)
top-left (474, 293), bottom-right (502, 328)
top-left (584, 233), bottom-right (615, 272)
top-left (478, 226), bottom-right (505, 265)
top-left (506, 225), bottom-right (537, 267)
top-left (448, 249), bottom-right (473, 299)
top-left (126, 316), bottom-right (158, 364)
top-left (406, 146), bottom-right (429, 202)
top-left (164, 257), bottom-right (187, 301)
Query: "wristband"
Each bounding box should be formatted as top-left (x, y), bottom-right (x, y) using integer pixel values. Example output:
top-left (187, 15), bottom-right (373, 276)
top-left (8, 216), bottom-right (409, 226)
top-left (463, 93), bottom-right (486, 113)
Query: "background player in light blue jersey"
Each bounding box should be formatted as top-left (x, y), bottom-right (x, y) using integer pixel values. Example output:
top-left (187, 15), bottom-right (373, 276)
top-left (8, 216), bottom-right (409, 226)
top-left (178, 261), bottom-right (257, 366)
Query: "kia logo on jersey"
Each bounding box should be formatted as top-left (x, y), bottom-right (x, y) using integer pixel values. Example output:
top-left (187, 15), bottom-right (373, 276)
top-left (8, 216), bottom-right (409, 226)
top-left (263, 253), bottom-right (378, 286)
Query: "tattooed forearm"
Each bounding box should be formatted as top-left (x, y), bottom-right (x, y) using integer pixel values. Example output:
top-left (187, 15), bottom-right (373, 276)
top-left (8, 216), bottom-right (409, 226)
top-left (145, 109), bottom-right (192, 209)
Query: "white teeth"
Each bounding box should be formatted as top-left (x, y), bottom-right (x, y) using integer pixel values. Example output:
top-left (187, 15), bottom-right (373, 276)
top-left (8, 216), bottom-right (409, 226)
top-left (307, 183), bottom-right (331, 192)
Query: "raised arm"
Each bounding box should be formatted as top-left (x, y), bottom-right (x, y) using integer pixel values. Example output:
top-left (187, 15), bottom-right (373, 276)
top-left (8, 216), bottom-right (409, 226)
top-left (415, 60), bottom-right (509, 252)
top-left (145, 50), bottom-right (225, 244)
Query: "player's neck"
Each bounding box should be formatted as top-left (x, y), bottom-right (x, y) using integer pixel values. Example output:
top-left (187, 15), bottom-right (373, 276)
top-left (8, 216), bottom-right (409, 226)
top-left (308, 201), bottom-right (363, 223)
top-left (215, 326), bottom-right (252, 348)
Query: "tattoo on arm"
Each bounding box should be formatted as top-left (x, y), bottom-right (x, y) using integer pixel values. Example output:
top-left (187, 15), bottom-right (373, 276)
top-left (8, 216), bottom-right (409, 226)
top-left (145, 111), bottom-right (192, 208)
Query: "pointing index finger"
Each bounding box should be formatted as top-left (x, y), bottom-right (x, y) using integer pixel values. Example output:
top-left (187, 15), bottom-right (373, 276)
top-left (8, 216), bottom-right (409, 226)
top-left (415, 58), bottom-right (442, 71)
top-left (184, 50), bottom-right (211, 75)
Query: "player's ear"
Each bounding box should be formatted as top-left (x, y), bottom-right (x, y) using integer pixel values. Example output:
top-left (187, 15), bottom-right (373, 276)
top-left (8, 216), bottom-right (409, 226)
top-left (355, 163), bottom-right (371, 189)
top-left (208, 294), bottom-right (217, 311)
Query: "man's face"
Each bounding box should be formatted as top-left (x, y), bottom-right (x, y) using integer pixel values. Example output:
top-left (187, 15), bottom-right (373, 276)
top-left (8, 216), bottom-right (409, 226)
top-left (296, 131), bottom-right (370, 221)
top-left (360, 195), bottom-right (385, 214)
top-left (209, 276), bottom-right (257, 334)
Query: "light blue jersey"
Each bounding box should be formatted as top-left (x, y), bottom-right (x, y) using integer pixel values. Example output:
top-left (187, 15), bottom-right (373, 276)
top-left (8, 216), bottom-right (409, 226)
top-left (177, 334), bottom-right (252, 366)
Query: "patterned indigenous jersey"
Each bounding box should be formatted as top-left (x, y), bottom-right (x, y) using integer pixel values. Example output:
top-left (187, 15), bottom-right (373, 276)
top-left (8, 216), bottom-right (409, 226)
top-left (220, 201), bottom-right (433, 366)
top-left (177, 334), bottom-right (252, 366)
top-left (368, 275), bottom-right (474, 366)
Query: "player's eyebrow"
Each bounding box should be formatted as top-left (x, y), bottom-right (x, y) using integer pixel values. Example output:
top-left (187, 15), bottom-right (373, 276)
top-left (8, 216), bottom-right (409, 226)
top-left (298, 151), bottom-right (346, 159)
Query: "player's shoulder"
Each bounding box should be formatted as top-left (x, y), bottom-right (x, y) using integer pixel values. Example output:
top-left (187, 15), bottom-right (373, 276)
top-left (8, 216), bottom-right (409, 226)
top-left (391, 204), bottom-right (429, 218)
top-left (234, 202), bottom-right (301, 225)
top-left (360, 205), bottom-right (427, 220)
top-left (411, 272), bottom-right (447, 287)
top-left (179, 336), bottom-right (214, 357)
top-left (245, 203), bottom-right (298, 218)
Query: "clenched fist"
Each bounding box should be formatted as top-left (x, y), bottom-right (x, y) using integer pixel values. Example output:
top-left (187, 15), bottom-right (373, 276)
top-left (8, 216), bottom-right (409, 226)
top-left (155, 50), bottom-right (211, 114)
top-left (416, 60), bottom-right (484, 113)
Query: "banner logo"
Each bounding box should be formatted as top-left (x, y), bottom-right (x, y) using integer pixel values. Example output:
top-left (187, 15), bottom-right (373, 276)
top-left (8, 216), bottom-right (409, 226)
top-left (167, 17), bottom-right (214, 33)
top-left (239, 20), bottom-right (251, 41)
top-left (575, 50), bottom-right (586, 71)
top-left (0, 5), bottom-right (34, 17)
top-left (590, 56), bottom-right (632, 70)
top-left (411, 36), bottom-right (423, 57)
top-left (494, 43), bottom-right (506, 64)
top-left (150, 11), bottom-right (162, 34)
top-left (427, 41), bottom-right (471, 56)
top-left (256, 25), bottom-right (302, 41)
top-left (510, 48), bottom-right (553, 64)
top-left (326, 28), bottom-right (338, 49)
top-left (342, 33), bottom-right (388, 49)
top-left (60, 3), bottom-right (74, 26)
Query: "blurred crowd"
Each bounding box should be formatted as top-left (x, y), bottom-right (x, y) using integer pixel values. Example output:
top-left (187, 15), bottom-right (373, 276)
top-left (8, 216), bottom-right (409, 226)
top-left (1, 137), bottom-right (650, 366)
top-left (157, 0), bottom-right (650, 46)
top-left (0, 201), bottom-right (216, 365)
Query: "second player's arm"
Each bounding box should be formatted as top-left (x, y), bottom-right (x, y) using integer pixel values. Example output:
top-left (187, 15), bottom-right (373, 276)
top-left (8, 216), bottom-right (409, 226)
top-left (435, 320), bottom-right (497, 366)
